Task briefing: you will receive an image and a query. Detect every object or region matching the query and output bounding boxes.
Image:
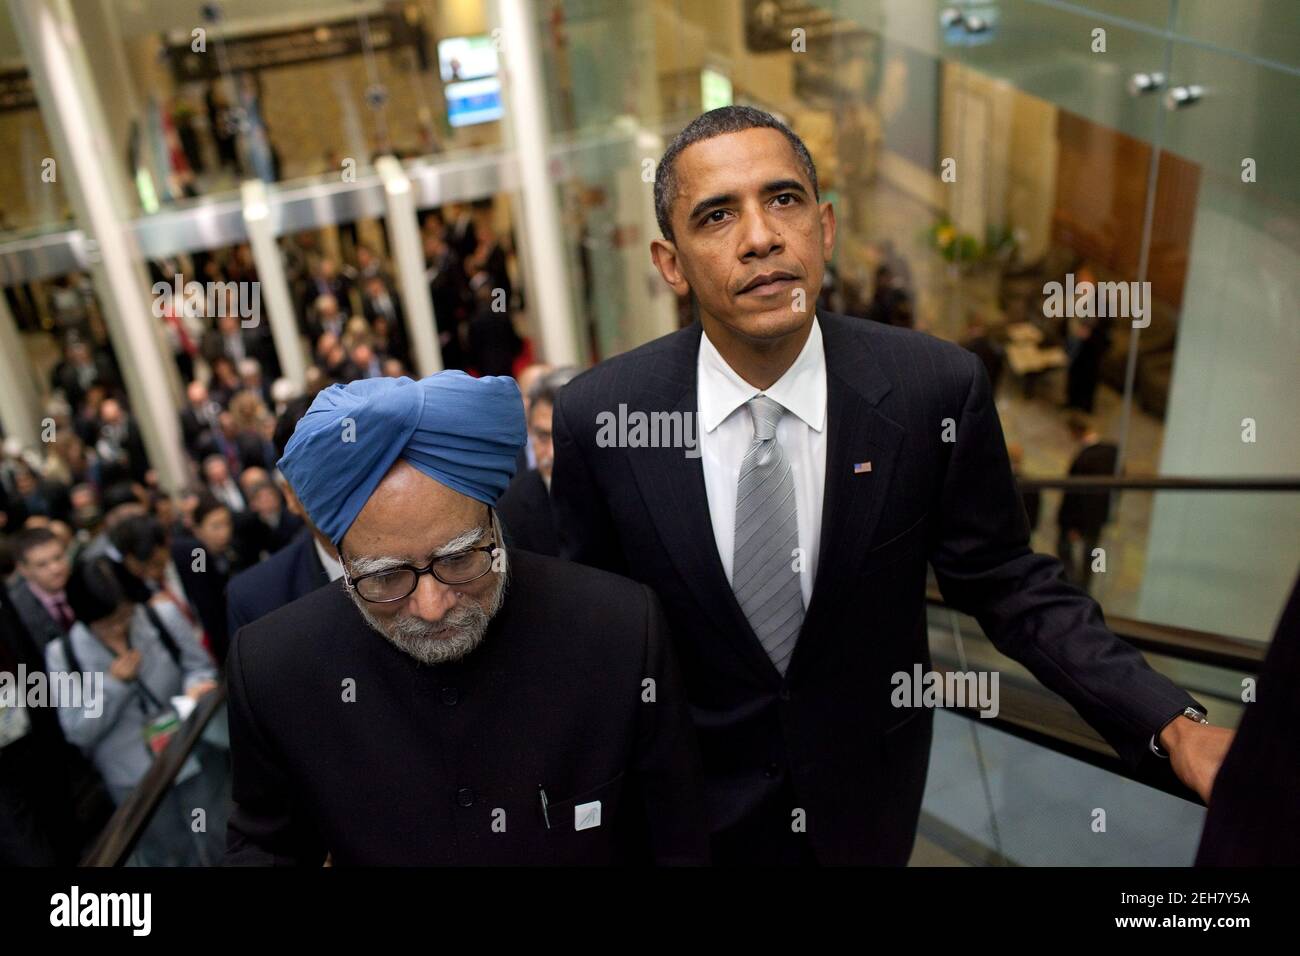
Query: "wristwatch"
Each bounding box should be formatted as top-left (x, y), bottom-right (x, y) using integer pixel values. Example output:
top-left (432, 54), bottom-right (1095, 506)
top-left (1149, 706), bottom-right (1208, 758)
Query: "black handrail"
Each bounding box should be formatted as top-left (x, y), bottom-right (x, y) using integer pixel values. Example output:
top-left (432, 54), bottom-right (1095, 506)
top-left (81, 683), bottom-right (227, 867)
top-left (1016, 475), bottom-right (1300, 492)
top-left (926, 589), bottom-right (1266, 672)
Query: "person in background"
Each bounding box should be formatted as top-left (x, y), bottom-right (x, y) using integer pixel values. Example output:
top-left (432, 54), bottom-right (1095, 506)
top-left (180, 380), bottom-right (222, 459)
top-left (1063, 264), bottom-right (1112, 413)
top-left (107, 514), bottom-right (202, 646)
top-left (512, 363), bottom-right (552, 473)
top-left (50, 338), bottom-right (115, 414)
top-left (1007, 442), bottom-right (1040, 536)
top-left (307, 293), bottom-right (347, 347)
top-left (172, 494), bottom-right (235, 665)
top-left (1056, 415), bottom-right (1119, 591)
top-left (496, 368), bottom-right (576, 557)
top-left (238, 357), bottom-right (271, 406)
top-left (202, 454), bottom-right (246, 514)
top-left (7, 526), bottom-right (75, 655)
top-left (0, 588), bottom-right (111, 865)
top-left (466, 278), bottom-right (522, 378)
top-left (962, 316), bottom-right (1005, 396)
top-left (208, 356), bottom-right (243, 409)
top-left (6, 462), bottom-right (71, 527)
top-left (225, 397), bottom-right (341, 634)
top-left (240, 478), bottom-right (303, 564)
top-left (48, 558), bottom-right (218, 864)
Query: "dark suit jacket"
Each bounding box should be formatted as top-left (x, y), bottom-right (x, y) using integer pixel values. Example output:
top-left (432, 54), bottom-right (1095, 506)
top-left (6, 579), bottom-right (68, 656)
top-left (497, 469), bottom-right (559, 557)
top-left (224, 550), bottom-right (708, 865)
top-left (1058, 442), bottom-right (1120, 534)
top-left (1196, 569), bottom-right (1300, 865)
top-left (551, 311), bottom-right (1198, 865)
top-left (233, 510), bottom-right (304, 569)
top-left (171, 535), bottom-right (231, 664)
top-left (225, 528), bottom-right (329, 636)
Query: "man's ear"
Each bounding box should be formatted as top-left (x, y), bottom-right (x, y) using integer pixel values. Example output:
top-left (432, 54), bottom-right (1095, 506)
top-left (650, 238), bottom-right (691, 297)
top-left (819, 200), bottom-right (837, 261)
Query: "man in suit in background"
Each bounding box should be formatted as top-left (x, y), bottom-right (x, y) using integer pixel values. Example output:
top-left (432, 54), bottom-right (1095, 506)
top-left (497, 368), bottom-right (576, 557)
top-left (226, 397), bottom-right (338, 634)
top-left (552, 105), bottom-right (1233, 865)
top-left (1056, 415), bottom-right (1120, 591)
top-left (7, 527), bottom-right (75, 656)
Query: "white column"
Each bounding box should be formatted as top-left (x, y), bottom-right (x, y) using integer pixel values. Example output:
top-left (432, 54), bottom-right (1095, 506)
top-left (375, 155), bottom-right (443, 376)
top-left (0, 294), bottom-right (43, 448)
top-left (241, 180), bottom-right (308, 387)
top-left (9, 0), bottom-right (189, 492)
top-left (496, 0), bottom-right (581, 366)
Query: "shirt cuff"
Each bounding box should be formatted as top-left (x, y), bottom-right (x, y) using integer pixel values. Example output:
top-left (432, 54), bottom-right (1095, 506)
top-left (1150, 705), bottom-right (1207, 758)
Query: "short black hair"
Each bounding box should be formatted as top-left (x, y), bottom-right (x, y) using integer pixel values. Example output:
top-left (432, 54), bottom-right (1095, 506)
top-left (192, 492), bottom-right (230, 528)
top-left (653, 105), bottom-right (819, 242)
top-left (108, 514), bottom-right (167, 563)
top-left (13, 526), bottom-right (61, 564)
top-left (66, 558), bottom-right (126, 625)
top-left (101, 482), bottom-right (140, 513)
top-left (274, 395), bottom-right (315, 461)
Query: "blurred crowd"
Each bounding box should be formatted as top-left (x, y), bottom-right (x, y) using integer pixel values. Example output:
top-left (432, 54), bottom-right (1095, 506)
top-left (0, 199), bottom-right (530, 866)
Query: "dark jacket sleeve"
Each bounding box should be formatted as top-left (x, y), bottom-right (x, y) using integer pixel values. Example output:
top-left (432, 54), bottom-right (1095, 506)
top-left (632, 584), bottom-right (711, 865)
top-left (929, 352), bottom-right (1198, 768)
top-left (223, 628), bottom-right (328, 866)
top-left (551, 388), bottom-right (628, 576)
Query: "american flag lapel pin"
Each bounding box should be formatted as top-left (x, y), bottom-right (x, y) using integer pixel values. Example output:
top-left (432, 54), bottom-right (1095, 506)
top-left (853, 460), bottom-right (873, 474)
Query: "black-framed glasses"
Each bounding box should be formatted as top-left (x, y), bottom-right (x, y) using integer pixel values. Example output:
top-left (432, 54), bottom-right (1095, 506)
top-left (344, 538), bottom-right (499, 604)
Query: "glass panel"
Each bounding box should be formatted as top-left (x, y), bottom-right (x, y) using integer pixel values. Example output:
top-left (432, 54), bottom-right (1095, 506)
top-left (93, 0), bottom-right (498, 212)
top-left (0, 4), bottom-right (74, 236)
top-left (917, 602), bottom-right (1227, 865)
top-left (1136, 42), bottom-right (1300, 643)
top-left (1173, 0), bottom-right (1300, 72)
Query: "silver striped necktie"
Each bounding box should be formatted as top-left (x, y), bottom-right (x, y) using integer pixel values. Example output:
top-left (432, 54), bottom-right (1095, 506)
top-left (731, 395), bottom-right (803, 675)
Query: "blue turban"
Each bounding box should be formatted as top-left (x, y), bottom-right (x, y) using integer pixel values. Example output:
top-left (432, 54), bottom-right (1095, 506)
top-left (278, 371), bottom-right (525, 546)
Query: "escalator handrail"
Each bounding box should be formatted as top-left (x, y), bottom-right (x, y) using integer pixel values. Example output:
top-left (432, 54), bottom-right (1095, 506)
top-left (81, 682), bottom-right (227, 867)
top-left (1015, 475), bottom-right (1300, 492)
top-left (926, 589), bottom-right (1266, 672)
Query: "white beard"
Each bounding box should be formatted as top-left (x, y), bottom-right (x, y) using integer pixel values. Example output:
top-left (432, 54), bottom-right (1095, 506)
top-left (352, 572), bottom-right (506, 666)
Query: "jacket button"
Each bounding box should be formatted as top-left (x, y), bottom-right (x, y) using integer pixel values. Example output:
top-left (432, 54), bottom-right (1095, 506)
top-left (764, 763), bottom-right (780, 778)
top-left (442, 687), bottom-right (459, 706)
top-left (456, 787), bottom-right (475, 807)
top-left (778, 687), bottom-right (792, 702)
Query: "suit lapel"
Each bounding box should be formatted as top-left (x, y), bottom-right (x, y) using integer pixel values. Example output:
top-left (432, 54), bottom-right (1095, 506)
top-left (627, 325), bottom-right (779, 686)
top-left (796, 315), bottom-right (905, 664)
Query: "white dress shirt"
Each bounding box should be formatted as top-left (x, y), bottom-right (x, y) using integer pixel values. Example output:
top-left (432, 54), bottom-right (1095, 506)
top-left (697, 316), bottom-right (828, 607)
top-left (313, 537), bottom-right (345, 583)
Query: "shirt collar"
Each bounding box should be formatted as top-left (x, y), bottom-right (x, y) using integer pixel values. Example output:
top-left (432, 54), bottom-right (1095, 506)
top-left (313, 536), bottom-right (345, 583)
top-left (26, 579), bottom-right (65, 605)
top-left (697, 315), bottom-right (827, 433)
